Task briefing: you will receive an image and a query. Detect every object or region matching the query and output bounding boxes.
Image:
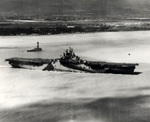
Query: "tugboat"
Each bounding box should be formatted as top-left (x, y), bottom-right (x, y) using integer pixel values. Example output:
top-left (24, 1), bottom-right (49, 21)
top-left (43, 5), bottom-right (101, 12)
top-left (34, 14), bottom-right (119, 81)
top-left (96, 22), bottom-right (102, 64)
top-left (5, 47), bottom-right (139, 74)
top-left (27, 42), bottom-right (42, 52)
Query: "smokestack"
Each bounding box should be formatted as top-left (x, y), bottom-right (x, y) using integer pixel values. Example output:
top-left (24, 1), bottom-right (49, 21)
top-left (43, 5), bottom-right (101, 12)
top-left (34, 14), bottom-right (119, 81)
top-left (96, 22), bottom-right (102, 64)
top-left (37, 42), bottom-right (39, 49)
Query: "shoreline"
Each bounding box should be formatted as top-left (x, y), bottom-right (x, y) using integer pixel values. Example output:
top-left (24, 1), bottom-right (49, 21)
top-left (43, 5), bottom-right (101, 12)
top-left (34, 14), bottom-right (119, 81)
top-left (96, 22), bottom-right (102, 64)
top-left (1, 29), bottom-right (150, 37)
top-left (1, 19), bottom-right (150, 36)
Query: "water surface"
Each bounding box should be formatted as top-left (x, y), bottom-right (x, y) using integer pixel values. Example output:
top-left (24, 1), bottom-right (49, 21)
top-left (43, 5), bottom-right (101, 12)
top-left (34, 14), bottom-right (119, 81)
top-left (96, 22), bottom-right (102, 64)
top-left (0, 31), bottom-right (150, 122)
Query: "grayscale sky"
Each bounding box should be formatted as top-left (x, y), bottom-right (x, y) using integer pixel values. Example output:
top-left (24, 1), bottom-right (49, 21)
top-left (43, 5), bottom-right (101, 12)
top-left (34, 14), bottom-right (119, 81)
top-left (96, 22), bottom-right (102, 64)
top-left (0, 0), bottom-right (150, 18)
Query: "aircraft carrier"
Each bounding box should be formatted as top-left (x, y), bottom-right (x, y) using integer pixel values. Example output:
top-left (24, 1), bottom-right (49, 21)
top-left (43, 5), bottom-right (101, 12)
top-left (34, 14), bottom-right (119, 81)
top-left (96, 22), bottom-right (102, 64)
top-left (5, 47), bottom-right (139, 74)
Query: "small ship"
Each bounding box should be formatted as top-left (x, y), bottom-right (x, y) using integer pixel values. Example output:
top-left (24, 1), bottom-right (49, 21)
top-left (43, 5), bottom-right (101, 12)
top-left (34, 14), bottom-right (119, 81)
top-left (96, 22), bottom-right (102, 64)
top-left (27, 42), bottom-right (42, 52)
top-left (5, 47), bottom-right (139, 74)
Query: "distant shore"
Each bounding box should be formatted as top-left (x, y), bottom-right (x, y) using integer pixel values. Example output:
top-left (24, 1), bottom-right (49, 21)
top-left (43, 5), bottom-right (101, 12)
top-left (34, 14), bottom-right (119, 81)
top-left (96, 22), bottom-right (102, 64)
top-left (0, 19), bottom-right (150, 36)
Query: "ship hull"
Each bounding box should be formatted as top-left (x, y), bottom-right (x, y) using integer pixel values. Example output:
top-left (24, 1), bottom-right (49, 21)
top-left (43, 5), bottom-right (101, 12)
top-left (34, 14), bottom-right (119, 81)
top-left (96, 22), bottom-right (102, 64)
top-left (60, 62), bottom-right (136, 74)
top-left (9, 61), bottom-right (48, 70)
top-left (6, 58), bottom-right (138, 74)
